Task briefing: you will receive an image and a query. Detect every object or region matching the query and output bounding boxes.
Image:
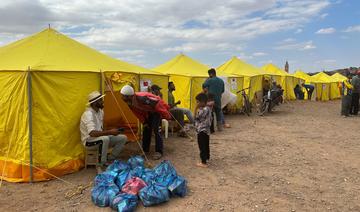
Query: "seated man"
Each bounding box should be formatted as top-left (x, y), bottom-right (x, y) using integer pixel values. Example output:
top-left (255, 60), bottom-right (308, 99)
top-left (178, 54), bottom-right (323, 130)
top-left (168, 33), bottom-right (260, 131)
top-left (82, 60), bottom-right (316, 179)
top-left (80, 91), bottom-right (127, 167)
top-left (263, 78), bottom-right (271, 97)
top-left (149, 84), bottom-right (163, 99)
top-left (168, 81), bottom-right (195, 125)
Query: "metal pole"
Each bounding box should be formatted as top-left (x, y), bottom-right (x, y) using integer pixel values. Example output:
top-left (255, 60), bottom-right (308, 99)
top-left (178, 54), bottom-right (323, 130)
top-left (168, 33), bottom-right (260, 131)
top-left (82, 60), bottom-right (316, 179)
top-left (27, 67), bottom-right (33, 183)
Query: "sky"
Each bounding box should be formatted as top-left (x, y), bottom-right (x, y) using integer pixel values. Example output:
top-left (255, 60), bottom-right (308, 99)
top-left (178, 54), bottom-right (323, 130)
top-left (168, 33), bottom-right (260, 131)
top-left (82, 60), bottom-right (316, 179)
top-left (0, 0), bottom-right (359, 73)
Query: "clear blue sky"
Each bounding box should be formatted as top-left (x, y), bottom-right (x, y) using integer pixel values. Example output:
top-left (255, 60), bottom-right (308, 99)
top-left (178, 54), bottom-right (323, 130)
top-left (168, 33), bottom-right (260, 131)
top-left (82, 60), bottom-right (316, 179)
top-left (0, 0), bottom-right (359, 73)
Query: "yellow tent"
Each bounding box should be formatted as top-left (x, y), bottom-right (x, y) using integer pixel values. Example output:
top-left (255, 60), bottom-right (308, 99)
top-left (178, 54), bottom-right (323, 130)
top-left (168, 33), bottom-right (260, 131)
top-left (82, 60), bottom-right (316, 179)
top-left (0, 28), bottom-right (168, 182)
top-left (294, 70), bottom-right (311, 83)
top-left (309, 72), bottom-right (340, 101)
top-left (153, 54), bottom-right (243, 110)
top-left (217, 56), bottom-right (263, 102)
top-left (331, 73), bottom-right (348, 82)
top-left (262, 64), bottom-right (300, 100)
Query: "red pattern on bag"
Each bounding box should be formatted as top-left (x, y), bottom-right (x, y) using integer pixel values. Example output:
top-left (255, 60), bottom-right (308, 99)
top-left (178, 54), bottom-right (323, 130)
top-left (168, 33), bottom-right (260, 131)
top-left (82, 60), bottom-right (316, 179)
top-left (121, 177), bottom-right (147, 195)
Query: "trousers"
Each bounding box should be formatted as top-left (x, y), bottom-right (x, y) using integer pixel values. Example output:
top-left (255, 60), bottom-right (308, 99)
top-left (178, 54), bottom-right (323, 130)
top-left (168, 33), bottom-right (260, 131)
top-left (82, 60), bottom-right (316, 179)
top-left (86, 134), bottom-right (127, 165)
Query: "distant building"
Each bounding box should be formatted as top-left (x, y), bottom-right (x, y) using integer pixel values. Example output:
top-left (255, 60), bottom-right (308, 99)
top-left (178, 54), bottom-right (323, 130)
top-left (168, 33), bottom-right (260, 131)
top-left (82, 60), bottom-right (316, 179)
top-left (285, 61), bottom-right (289, 73)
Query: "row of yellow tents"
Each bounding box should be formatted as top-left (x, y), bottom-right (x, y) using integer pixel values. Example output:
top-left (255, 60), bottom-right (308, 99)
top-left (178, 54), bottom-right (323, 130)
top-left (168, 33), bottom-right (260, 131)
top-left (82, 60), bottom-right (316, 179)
top-left (0, 28), bottom-right (347, 182)
top-left (294, 71), bottom-right (347, 101)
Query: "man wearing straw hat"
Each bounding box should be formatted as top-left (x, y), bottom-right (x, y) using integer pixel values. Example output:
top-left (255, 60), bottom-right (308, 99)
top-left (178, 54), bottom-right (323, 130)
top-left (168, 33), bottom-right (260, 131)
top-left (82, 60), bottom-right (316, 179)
top-left (80, 91), bottom-right (127, 166)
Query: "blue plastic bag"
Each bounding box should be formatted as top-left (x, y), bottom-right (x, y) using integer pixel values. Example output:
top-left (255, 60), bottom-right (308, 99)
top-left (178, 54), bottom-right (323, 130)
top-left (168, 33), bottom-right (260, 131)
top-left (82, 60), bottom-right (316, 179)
top-left (139, 183), bottom-right (170, 207)
top-left (91, 183), bottom-right (119, 207)
top-left (111, 193), bottom-right (138, 212)
top-left (153, 160), bottom-right (177, 178)
top-left (106, 160), bottom-right (129, 173)
top-left (94, 171), bottom-right (117, 187)
top-left (155, 173), bottom-right (176, 187)
top-left (127, 156), bottom-right (144, 169)
top-left (130, 166), bottom-right (145, 178)
top-left (168, 175), bottom-right (187, 197)
top-left (140, 168), bottom-right (156, 185)
top-left (115, 168), bottom-right (133, 188)
top-left (153, 160), bottom-right (177, 187)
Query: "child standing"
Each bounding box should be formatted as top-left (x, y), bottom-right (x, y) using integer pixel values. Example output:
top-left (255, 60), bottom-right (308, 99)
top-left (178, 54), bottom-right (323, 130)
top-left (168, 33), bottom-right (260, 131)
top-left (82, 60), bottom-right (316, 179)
top-left (194, 93), bottom-right (212, 167)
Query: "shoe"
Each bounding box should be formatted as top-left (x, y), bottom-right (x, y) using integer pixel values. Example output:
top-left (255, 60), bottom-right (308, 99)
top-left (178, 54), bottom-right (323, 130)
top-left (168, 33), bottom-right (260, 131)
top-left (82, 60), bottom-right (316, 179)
top-left (152, 152), bottom-right (163, 160)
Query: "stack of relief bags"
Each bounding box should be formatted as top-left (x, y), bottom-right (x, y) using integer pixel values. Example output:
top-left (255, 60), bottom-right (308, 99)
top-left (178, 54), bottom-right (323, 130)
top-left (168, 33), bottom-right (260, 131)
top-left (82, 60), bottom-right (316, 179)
top-left (91, 156), bottom-right (187, 211)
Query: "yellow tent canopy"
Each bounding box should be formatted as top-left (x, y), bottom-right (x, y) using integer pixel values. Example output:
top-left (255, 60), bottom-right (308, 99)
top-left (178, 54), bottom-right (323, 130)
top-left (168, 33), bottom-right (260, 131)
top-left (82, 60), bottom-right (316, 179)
top-left (331, 73), bottom-right (348, 82)
top-left (154, 54), bottom-right (243, 110)
top-left (0, 28), bottom-right (168, 183)
top-left (310, 72), bottom-right (340, 100)
top-left (217, 56), bottom-right (263, 102)
top-left (294, 70), bottom-right (311, 83)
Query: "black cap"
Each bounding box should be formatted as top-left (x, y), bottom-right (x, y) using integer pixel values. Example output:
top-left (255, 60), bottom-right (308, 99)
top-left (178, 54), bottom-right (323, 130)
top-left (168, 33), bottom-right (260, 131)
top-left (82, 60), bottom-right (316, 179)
top-left (150, 84), bottom-right (162, 91)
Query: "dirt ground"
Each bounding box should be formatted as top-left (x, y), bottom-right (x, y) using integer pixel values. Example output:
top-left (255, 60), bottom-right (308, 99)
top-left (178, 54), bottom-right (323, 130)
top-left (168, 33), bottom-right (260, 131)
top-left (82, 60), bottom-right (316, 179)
top-left (1, 100), bottom-right (360, 212)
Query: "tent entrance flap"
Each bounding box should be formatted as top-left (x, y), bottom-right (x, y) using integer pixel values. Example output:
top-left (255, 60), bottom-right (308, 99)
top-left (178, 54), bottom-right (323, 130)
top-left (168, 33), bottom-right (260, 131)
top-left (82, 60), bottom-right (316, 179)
top-left (103, 91), bottom-right (139, 142)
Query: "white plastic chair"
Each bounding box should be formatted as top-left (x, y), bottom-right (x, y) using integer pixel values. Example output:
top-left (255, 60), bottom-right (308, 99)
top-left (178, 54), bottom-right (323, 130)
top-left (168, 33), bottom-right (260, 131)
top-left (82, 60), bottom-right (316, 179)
top-left (162, 119), bottom-right (169, 139)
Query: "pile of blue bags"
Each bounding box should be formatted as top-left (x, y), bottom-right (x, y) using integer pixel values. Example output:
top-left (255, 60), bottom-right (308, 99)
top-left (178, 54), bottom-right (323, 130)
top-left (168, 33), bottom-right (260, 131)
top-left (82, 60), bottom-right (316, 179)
top-left (91, 156), bottom-right (187, 211)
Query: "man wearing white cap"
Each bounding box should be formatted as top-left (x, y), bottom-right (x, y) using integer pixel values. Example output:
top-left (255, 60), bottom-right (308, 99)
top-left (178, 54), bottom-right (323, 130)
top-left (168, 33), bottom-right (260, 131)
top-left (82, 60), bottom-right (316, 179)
top-left (80, 91), bottom-right (127, 166)
top-left (120, 85), bottom-right (170, 160)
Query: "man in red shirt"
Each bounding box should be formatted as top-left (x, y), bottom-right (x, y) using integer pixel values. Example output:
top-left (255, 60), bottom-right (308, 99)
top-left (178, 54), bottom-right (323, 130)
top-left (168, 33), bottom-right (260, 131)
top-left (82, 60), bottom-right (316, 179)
top-left (120, 85), bottom-right (170, 160)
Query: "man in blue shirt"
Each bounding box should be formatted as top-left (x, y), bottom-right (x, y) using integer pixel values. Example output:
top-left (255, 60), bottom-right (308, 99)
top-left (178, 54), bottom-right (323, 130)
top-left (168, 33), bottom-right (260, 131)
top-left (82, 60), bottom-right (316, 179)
top-left (202, 68), bottom-right (225, 131)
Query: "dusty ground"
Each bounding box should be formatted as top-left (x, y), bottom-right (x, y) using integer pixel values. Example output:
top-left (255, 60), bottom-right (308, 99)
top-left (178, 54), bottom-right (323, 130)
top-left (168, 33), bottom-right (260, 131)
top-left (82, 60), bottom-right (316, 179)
top-left (1, 100), bottom-right (360, 212)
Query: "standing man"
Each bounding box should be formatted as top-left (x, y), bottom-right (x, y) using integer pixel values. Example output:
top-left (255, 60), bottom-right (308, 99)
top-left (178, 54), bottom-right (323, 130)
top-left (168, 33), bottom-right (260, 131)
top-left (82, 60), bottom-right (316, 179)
top-left (120, 85), bottom-right (170, 160)
top-left (351, 71), bottom-right (360, 115)
top-left (341, 74), bottom-right (353, 117)
top-left (80, 91), bottom-right (127, 167)
top-left (202, 68), bottom-right (225, 131)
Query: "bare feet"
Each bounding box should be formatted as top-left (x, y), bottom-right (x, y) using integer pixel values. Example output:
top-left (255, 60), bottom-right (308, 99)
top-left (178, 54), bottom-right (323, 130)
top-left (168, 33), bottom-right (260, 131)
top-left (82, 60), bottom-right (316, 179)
top-left (196, 162), bottom-right (208, 168)
top-left (224, 123), bottom-right (231, 128)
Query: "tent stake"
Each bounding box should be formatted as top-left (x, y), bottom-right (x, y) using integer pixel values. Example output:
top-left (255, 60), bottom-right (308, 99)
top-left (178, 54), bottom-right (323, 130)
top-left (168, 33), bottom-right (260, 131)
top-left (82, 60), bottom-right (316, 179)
top-left (27, 67), bottom-right (34, 183)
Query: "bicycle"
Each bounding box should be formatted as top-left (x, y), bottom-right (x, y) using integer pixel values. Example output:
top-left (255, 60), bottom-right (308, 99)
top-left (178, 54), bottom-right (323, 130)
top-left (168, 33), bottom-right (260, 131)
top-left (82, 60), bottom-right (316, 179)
top-left (237, 87), bottom-right (252, 116)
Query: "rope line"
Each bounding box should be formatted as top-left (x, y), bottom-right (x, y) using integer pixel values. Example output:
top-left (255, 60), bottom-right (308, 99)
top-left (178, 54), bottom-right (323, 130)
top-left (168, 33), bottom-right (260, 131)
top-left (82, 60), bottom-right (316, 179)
top-left (102, 73), bottom-right (151, 165)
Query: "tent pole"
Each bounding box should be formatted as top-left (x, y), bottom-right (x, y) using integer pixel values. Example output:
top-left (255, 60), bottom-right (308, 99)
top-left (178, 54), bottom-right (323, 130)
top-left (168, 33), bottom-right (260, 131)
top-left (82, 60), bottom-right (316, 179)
top-left (100, 70), bottom-right (103, 94)
top-left (189, 78), bottom-right (193, 111)
top-left (27, 67), bottom-right (33, 183)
